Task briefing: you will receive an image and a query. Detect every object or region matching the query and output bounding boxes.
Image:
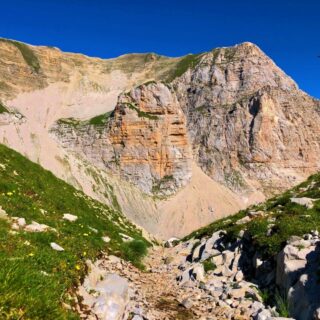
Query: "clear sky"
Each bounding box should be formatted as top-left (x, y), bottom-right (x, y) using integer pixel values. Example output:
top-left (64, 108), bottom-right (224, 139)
top-left (1, 0), bottom-right (319, 98)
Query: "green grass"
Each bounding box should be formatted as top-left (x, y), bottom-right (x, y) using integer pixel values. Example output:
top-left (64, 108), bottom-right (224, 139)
top-left (57, 112), bottom-right (113, 130)
top-left (275, 290), bottom-right (290, 317)
top-left (152, 175), bottom-right (174, 195)
top-left (0, 101), bottom-right (9, 113)
top-left (56, 118), bottom-right (82, 128)
top-left (88, 111), bottom-right (113, 125)
top-left (120, 240), bottom-right (148, 270)
top-left (126, 102), bottom-right (159, 120)
top-left (0, 143), bottom-right (149, 319)
top-left (202, 260), bottom-right (216, 273)
top-left (184, 172), bottom-right (320, 260)
top-left (0, 38), bottom-right (40, 73)
top-left (166, 53), bottom-right (203, 82)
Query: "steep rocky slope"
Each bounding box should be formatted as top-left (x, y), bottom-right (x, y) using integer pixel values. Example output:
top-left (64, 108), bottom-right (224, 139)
top-left (52, 41), bottom-right (320, 201)
top-left (86, 172), bottom-right (320, 320)
top-left (53, 82), bottom-right (193, 195)
top-left (1, 38), bottom-right (320, 238)
top-left (174, 43), bottom-right (320, 196)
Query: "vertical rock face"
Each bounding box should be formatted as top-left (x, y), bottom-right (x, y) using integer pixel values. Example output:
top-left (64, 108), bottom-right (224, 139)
top-left (173, 42), bottom-right (320, 195)
top-left (52, 42), bottom-right (320, 199)
top-left (107, 82), bottom-right (192, 195)
top-left (53, 82), bottom-right (192, 195)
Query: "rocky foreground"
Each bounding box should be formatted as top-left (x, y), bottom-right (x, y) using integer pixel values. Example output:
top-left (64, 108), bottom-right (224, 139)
top-left (75, 225), bottom-right (320, 320)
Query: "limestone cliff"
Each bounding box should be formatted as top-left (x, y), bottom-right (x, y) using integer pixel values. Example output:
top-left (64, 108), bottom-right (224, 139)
top-left (173, 42), bottom-right (320, 196)
top-left (53, 82), bottom-right (192, 195)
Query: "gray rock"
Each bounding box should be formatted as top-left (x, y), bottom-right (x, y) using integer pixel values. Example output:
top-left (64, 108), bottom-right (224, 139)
top-left (181, 297), bottom-right (194, 309)
top-left (236, 216), bottom-right (251, 225)
top-left (290, 197), bottom-right (315, 209)
top-left (63, 213), bottom-right (78, 222)
top-left (50, 242), bottom-right (64, 251)
top-left (25, 221), bottom-right (50, 232)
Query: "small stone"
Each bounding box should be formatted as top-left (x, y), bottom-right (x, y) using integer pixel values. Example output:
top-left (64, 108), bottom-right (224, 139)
top-left (181, 297), bottom-right (194, 309)
top-left (102, 236), bottom-right (111, 243)
top-left (314, 308), bottom-right (320, 320)
top-left (25, 221), bottom-right (50, 232)
top-left (17, 217), bottom-right (26, 227)
top-left (290, 197), bottom-right (315, 209)
top-left (108, 255), bottom-right (121, 263)
top-left (236, 216), bottom-right (251, 225)
top-left (63, 213), bottom-right (78, 222)
top-left (50, 242), bottom-right (64, 251)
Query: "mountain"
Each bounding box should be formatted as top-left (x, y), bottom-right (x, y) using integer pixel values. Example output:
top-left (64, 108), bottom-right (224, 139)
top-left (1, 38), bottom-right (320, 239)
top-left (1, 37), bottom-right (320, 320)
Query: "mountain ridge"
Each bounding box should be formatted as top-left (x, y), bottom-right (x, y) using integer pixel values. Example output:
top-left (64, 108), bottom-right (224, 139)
top-left (1, 37), bottom-right (320, 239)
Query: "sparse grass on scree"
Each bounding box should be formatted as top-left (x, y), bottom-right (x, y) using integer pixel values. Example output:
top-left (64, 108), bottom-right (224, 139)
top-left (185, 172), bottom-right (320, 260)
top-left (0, 101), bottom-right (9, 113)
top-left (0, 38), bottom-right (41, 73)
top-left (0, 144), bottom-right (149, 319)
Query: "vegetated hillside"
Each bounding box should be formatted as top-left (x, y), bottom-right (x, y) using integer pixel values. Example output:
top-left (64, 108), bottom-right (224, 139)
top-left (0, 143), bottom-right (149, 320)
top-left (180, 173), bottom-right (320, 319)
top-left (185, 172), bottom-right (320, 259)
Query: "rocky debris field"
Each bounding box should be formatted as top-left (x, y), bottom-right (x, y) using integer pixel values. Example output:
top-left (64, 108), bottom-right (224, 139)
top-left (76, 227), bottom-right (320, 320)
top-left (75, 173), bottom-right (320, 320)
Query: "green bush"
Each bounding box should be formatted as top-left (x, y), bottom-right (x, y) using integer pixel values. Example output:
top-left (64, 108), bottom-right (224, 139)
top-left (202, 260), bottom-right (216, 273)
top-left (275, 290), bottom-right (290, 317)
top-left (0, 102), bottom-right (8, 113)
top-left (121, 240), bottom-right (148, 269)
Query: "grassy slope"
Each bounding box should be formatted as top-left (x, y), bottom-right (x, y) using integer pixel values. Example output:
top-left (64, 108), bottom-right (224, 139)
top-left (0, 38), bottom-right (40, 73)
top-left (185, 172), bottom-right (320, 260)
top-left (0, 144), bottom-right (148, 320)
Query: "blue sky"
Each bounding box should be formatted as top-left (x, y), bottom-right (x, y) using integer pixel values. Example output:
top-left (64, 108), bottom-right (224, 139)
top-left (1, 0), bottom-right (319, 98)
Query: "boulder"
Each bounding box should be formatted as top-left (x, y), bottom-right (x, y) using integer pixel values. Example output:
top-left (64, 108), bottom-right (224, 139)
top-left (92, 274), bottom-right (129, 320)
top-left (290, 197), bottom-right (315, 209)
top-left (50, 242), bottom-right (64, 251)
top-left (25, 221), bottom-right (50, 232)
top-left (236, 216), bottom-right (251, 225)
top-left (164, 237), bottom-right (180, 248)
top-left (63, 213), bottom-right (78, 222)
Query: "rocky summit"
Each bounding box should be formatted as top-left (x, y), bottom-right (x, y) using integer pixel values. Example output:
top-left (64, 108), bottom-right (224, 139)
top-left (1, 36), bottom-right (320, 320)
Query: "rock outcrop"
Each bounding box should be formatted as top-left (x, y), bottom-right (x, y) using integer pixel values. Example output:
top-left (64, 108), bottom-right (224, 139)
top-left (52, 42), bottom-right (320, 200)
top-left (53, 82), bottom-right (192, 195)
top-left (174, 42), bottom-right (320, 196)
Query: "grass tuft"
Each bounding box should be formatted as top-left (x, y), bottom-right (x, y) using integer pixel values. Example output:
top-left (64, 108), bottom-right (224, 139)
top-left (0, 102), bottom-right (9, 113)
top-left (120, 240), bottom-right (148, 269)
